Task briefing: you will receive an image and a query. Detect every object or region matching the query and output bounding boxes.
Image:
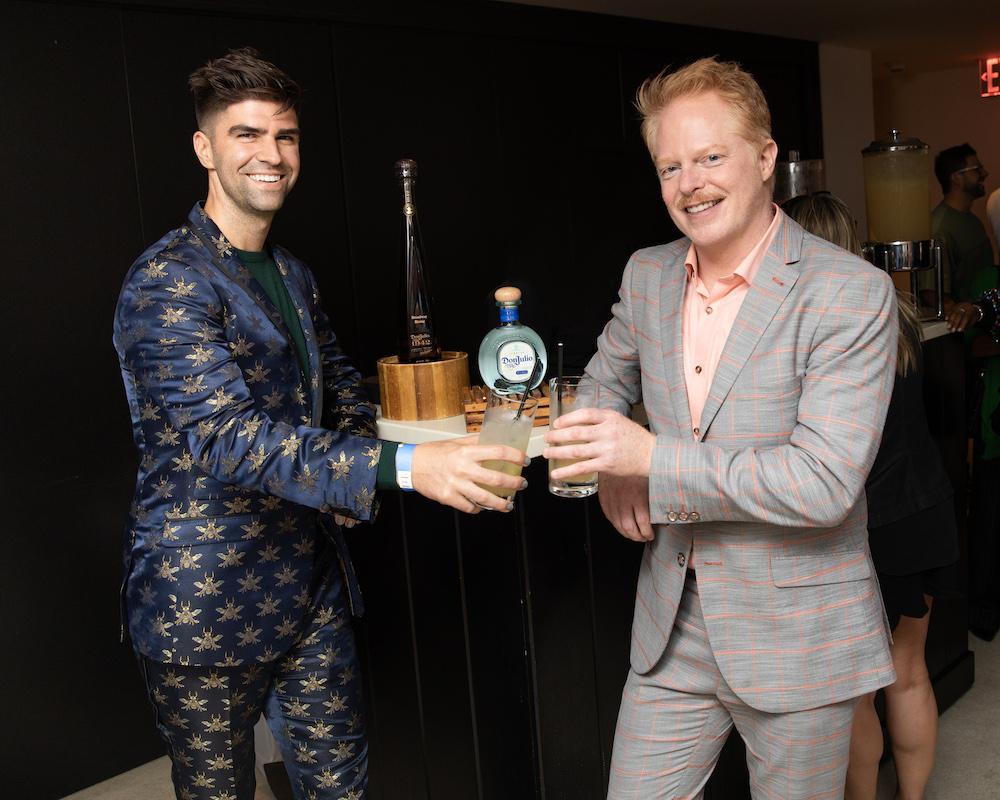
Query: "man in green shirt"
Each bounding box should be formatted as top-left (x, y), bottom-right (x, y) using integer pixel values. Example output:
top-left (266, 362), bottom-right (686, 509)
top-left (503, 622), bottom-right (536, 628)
top-left (924, 143), bottom-right (994, 306)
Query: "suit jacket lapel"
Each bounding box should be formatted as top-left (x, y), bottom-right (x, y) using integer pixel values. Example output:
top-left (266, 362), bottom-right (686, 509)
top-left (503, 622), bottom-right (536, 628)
top-left (661, 247), bottom-right (693, 434)
top-left (697, 214), bottom-right (802, 437)
top-left (272, 247), bottom-right (323, 425)
top-left (186, 205), bottom-right (318, 423)
top-left (187, 206), bottom-right (295, 348)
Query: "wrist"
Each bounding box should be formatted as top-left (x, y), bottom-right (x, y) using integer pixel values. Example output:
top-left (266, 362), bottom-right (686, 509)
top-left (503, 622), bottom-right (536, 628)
top-left (396, 443), bottom-right (416, 491)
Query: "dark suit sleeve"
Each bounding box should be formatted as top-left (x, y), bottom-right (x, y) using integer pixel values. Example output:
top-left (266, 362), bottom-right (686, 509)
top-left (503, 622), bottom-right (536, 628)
top-left (118, 256), bottom-right (380, 521)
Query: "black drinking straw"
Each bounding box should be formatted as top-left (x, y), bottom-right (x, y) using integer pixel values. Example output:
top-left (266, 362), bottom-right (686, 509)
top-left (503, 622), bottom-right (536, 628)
top-left (514, 348), bottom-right (542, 421)
top-left (556, 341), bottom-right (564, 406)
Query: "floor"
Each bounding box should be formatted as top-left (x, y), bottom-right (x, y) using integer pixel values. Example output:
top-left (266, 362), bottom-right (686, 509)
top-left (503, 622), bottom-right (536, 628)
top-left (64, 634), bottom-right (1000, 799)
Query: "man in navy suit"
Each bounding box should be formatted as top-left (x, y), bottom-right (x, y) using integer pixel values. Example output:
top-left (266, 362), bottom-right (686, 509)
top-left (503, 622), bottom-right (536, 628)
top-left (113, 48), bottom-right (524, 800)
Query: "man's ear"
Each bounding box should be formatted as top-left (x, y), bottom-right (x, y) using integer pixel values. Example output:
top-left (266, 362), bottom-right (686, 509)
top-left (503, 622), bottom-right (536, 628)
top-left (193, 130), bottom-right (214, 170)
top-left (759, 139), bottom-right (778, 182)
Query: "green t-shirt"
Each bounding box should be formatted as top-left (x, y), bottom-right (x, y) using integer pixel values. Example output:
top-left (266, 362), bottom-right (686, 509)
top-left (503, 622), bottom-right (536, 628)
top-left (929, 202), bottom-right (995, 301)
top-left (969, 265), bottom-right (1000, 460)
top-left (235, 247), bottom-right (399, 490)
top-left (235, 247), bottom-right (310, 379)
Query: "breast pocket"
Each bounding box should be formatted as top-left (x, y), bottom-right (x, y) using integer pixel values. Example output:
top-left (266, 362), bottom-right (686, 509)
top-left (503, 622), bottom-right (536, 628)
top-left (771, 552), bottom-right (871, 587)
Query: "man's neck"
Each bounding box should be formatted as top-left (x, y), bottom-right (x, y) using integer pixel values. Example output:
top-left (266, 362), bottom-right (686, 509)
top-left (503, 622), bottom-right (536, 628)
top-left (203, 193), bottom-right (273, 252)
top-left (944, 190), bottom-right (973, 214)
top-left (695, 202), bottom-right (775, 288)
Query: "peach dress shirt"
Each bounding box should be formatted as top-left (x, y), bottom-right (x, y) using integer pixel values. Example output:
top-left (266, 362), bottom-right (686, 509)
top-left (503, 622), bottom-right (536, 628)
top-left (682, 206), bottom-right (781, 438)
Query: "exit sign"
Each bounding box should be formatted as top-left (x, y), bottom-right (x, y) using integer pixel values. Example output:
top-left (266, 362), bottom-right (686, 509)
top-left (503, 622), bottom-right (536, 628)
top-left (982, 57), bottom-right (1000, 97)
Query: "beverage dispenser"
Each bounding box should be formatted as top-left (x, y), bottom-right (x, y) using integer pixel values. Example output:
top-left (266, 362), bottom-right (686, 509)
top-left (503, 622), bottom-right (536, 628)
top-left (861, 130), bottom-right (943, 319)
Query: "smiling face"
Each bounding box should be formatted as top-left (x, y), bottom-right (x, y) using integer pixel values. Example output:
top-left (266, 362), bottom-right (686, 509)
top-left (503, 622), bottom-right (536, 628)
top-left (653, 91), bottom-right (777, 268)
top-left (194, 99), bottom-right (300, 225)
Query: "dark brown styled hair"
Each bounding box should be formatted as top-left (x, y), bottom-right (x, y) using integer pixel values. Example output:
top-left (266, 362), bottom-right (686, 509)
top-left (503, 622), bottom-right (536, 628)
top-left (188, 47), bottom-right (301, 129)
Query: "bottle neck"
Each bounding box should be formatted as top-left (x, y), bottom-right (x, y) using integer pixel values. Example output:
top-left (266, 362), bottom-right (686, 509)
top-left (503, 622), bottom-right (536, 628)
top-left (402, 177), bottom-right (416, 217)
top-left (499, 305), bottom-right (519, 324)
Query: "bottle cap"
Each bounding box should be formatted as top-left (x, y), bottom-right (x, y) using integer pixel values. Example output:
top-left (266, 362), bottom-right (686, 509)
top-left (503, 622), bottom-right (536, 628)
top-left (395, 159), bottom-right (418, 179)
top-left (494, 286), bottom-right (522, 305)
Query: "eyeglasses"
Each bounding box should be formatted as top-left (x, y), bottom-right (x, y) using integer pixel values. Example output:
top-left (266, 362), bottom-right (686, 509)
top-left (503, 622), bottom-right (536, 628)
top-left (954, 164), bottom-right (987, 176)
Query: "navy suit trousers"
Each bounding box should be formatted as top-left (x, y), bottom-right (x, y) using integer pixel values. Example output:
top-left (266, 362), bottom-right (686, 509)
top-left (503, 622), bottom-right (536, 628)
top-left (140, 572), bottom-right (367, 800)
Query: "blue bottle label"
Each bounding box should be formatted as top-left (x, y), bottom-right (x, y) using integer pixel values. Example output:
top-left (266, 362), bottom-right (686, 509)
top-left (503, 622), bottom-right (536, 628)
top-left (499, 306), bottom-right (519, 323)
top-left (496, 341), bottom-right (536, 382)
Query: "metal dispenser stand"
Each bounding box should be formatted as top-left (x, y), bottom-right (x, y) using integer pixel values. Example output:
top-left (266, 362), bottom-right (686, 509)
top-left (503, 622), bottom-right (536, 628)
top-left (860, 130), bottom-right (945, 321)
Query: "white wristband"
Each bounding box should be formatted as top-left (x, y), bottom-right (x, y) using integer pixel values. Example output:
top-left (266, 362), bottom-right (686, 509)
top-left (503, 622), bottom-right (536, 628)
top-left (395, 443), bottom-right (416, 491)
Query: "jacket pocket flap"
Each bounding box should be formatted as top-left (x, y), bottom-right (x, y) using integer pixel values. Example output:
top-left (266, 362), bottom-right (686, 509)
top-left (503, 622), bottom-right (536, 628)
top-left (771, 552), bottom-right (871, 587)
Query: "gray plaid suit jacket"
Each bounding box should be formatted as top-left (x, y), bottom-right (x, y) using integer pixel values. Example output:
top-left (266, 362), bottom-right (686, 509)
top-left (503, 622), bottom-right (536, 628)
top-left (587, 211), bottom-right (898, 713)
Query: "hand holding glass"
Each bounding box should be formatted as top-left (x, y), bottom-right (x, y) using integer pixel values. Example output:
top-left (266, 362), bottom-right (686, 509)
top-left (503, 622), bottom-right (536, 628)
top-left (476, 390), bottom-right (538, 500)
top-left (547, 376), bottom-right (599, 498)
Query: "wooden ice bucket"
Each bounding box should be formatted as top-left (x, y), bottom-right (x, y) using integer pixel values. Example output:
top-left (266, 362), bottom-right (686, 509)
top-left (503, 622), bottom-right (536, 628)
top-left (376, 350), bottom-right (470, 421)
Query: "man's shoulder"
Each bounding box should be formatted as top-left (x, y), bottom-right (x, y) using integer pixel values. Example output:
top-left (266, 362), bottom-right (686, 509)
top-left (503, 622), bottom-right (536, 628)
top-left (794, 228), bottom-right (890, 289)
top-left (629, 239), bottom-right (689, 269)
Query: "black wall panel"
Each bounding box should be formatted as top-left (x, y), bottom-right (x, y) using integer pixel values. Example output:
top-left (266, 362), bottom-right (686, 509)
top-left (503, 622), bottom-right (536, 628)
top-left (1, 2), bottom-right (834, 797)
top-left (1, 3), bottom-right (156, 797)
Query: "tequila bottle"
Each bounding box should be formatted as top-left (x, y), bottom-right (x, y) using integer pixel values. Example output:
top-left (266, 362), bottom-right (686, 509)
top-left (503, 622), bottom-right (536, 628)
top-left (477, 286), bottom-right (547, 392)
top-left (395, 159), bottom-right (441, 363)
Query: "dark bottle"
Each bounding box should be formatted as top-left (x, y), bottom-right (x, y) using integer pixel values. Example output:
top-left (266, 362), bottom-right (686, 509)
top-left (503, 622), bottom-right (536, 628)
top-left (395, 158), bottom-right (441, 363)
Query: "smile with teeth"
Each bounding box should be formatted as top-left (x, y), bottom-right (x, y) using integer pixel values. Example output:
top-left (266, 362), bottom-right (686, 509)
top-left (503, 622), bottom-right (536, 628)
top-left (685, 199), bottom-right (722, 214)
top-left (248, 174), bottom-right (283, 183)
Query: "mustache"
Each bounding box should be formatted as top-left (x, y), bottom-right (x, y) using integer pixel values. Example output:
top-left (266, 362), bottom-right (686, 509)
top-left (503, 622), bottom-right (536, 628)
top-left (676, 193), bottom-right (724, 211)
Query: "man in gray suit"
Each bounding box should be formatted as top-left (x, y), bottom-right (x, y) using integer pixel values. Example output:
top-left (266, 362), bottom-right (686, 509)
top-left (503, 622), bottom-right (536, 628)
top-left (545, 57), bottom-right (898, 798)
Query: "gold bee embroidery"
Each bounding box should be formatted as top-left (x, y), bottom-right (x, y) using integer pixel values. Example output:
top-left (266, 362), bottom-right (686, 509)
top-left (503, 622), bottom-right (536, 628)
top-left (159, 305), bottom-right (187, 327)
top-left (143, 259), bottom-right (168, 281)
top-left (230, 334), bottom-right (254, 358)
top-left (166, 276), bottom-right (197, 299)
top-left (362, 444), bottom-right (381, 469)
top-left (185, 343), bottom-right (213, 367)
top-left (327, 452), bottom-right (354, 480)
top-left (279, 432), bottom-right (302, 459)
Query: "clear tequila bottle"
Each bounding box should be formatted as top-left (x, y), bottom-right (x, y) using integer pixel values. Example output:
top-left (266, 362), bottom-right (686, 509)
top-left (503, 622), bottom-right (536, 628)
top-left (477, 286), bottom-right (547, 392)
top-left (395, 158), bottom-right (441, 363)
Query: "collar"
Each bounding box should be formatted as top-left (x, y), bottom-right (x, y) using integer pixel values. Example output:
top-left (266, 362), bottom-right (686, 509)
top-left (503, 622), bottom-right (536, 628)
top-left (684, 203), bottom-right (780, 287)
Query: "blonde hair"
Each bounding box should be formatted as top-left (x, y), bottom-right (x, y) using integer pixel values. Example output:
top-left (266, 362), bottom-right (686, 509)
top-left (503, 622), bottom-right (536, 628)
top-left (636, 57), bottom-right (772, 159)
top-left (782, 192), bottom-right (920, 376)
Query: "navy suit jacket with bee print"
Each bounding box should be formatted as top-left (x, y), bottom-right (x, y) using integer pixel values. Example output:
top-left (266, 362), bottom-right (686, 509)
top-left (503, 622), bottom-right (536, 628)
top-left (114, 203), bottom-right (382, 666)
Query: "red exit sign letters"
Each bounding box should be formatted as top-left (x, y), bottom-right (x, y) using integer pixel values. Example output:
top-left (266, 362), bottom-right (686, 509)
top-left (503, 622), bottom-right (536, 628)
top-left (982, 57), bottom-right (1000, 97)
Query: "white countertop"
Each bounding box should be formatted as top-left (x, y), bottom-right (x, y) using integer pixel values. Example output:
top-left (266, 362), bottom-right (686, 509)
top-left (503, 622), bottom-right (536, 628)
top-left (920, 318), bottom-right (951, 342)
top-left (376, 410), bottom-right (550, 457)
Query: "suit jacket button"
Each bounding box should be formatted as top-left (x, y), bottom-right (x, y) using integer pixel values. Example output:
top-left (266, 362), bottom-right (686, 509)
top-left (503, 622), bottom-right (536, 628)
top-left (677, 552), bottom-right (686, 567)
top-left (689, 511), bottom-right (700, 521)
top-left (678, 511), bottom-right (689, 521)
top-left (667, 510), bottom-right (678, 522)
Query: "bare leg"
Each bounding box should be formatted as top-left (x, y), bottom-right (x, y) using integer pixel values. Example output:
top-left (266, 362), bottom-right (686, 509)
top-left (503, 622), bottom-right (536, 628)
top-left (845, 691), bottom-right (882, 799)
top-left (884, 597), bottom-right (937, 800)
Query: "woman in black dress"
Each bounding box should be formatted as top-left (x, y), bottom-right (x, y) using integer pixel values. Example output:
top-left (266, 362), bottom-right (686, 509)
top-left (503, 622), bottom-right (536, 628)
top-left (783, 193), bottom-right (959, 800)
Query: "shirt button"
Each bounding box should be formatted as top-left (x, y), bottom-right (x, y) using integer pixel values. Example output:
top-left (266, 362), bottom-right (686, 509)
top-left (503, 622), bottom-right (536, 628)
top-left (677, 552), bottom-right (686, 567)
top-left (693, 427), bottom-right (700, 436)
top-left (694, 365), bottom-right (702, 374)
top-left (705, 306), bottom-right (714, 314)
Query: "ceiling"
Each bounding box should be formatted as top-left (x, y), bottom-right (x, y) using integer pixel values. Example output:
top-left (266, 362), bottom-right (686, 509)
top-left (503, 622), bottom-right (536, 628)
top-left (501, 0), bottom-right (1000, 75)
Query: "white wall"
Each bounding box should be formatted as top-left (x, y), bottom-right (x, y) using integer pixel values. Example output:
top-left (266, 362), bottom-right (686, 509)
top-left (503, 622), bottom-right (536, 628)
top-left (818, 44), bottom-right (875, 240)
top-left (875, 65), bottom-right (1000, 252)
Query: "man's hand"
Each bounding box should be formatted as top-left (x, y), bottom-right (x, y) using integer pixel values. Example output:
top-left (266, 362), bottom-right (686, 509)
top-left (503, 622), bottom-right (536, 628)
top-left (945, 300), bottom-right (982, 332)
top-left (599, 474), bottom-right (654, 542)
top-left (543, 408), bottom-right (655, 481)
top-left (411, 436), bottom-right (528, 513)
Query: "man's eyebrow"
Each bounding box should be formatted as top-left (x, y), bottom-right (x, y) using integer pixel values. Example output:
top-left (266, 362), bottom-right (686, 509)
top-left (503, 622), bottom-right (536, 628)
top-left (228, 124), bottom-right (264, 136)
top-left (276, 127), bottom-right (301, 136)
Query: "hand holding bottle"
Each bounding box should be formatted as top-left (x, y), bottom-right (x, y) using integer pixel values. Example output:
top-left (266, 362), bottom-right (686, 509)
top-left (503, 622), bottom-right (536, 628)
top-left (411, 438), bottom-right (528, 513)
